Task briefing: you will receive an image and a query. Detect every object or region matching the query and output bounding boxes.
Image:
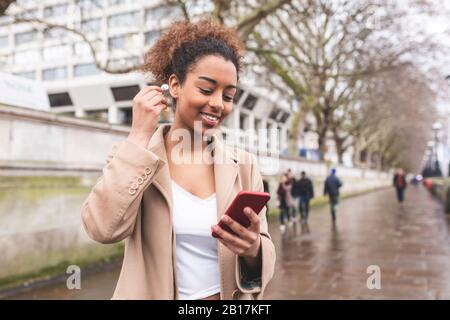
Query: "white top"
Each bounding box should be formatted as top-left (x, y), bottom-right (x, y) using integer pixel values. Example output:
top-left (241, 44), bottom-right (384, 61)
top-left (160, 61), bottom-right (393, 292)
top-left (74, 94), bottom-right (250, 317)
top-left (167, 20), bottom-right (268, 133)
top-left (171, 180), bottom-right (220, 300)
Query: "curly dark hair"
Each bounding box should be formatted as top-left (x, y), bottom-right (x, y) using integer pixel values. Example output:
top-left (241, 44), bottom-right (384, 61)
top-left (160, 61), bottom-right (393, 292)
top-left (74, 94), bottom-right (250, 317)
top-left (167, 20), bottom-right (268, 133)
top-left (141, 18), bottom-right (245, 84)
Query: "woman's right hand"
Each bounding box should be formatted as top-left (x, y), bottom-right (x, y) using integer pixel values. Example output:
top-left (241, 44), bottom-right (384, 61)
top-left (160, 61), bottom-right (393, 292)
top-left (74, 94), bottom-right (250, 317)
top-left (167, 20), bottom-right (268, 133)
top-left (127, 86), bottom-right (168, 148)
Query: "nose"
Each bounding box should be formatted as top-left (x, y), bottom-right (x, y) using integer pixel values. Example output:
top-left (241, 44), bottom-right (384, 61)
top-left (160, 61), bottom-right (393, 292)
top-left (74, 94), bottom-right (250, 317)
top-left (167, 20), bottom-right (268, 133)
top-left (208, 92), bottom-right (224, 113)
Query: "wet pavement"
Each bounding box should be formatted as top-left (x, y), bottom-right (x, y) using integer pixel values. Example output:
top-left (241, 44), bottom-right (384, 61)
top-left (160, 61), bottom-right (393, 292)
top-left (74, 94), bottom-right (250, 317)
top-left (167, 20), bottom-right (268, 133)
top-left (5, 185), bottom-right (450, 299)
top-left (265, 185), bottom-right (450, 299)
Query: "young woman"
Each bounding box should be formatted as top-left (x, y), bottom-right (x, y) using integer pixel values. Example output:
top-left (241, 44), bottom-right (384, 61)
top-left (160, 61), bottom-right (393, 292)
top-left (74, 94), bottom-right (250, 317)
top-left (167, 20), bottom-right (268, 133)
top-left (81, 18), bottom-right (275, 300)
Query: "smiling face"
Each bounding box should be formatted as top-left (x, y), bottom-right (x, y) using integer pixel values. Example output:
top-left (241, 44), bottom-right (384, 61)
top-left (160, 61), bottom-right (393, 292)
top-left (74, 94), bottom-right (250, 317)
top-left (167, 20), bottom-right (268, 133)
top-left (168, 55), bottom-right (238, 135)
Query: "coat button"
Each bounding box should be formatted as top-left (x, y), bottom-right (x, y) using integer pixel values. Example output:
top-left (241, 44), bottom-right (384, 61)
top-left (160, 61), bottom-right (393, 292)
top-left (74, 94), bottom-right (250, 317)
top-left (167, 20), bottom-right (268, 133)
top-left (128, 188), bottom-right (137, 195)
top-left (145, 167), bottom-right (152, 175)
top-left (137, 177), bottom-right (144, 185)
top-left (131, 183), bottom-right (139, 190)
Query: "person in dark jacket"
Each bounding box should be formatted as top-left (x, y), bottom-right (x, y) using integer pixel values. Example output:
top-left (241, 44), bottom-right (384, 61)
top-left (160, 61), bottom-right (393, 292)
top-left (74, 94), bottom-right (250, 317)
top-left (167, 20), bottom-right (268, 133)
top-left (277, 174), bottom-right (293, 230)
top-left (324, 168), bottom-right (342, 222)
top-left (296, 171), bottom-right (315, 224)
top-left (393, 168), bottom-right (407, 203)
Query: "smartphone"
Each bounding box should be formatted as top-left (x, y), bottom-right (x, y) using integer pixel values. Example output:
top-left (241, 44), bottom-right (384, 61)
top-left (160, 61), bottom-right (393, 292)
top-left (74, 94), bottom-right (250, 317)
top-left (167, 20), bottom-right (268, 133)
top-left (212, 191), bottom-right (270, 239)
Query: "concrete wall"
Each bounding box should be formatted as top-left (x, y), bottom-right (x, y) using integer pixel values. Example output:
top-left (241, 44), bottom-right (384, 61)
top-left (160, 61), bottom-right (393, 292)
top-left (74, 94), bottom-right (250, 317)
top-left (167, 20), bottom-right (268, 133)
top-left (0, 176), bottom-right (123, 282)
top-left (0, 104), bottom-right (129, 173)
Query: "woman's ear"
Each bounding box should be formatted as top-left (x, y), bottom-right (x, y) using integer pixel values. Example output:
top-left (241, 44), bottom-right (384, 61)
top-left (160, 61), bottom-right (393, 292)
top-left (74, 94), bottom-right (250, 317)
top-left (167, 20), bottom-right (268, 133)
top-left (168, 74), bottom-right (180, 98)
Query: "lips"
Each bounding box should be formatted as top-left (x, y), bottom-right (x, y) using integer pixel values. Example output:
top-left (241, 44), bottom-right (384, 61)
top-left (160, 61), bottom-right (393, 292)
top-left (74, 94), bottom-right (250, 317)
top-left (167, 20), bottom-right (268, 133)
top-left (200, 112), bottom-right (220, 126)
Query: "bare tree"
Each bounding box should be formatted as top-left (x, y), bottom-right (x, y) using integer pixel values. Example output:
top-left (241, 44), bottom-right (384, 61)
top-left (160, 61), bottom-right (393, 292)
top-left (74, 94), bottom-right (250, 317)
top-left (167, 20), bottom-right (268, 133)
top-left (355, 64), bottom-right (438, 172)
top-left (244, 0), bottom-right (442, 164)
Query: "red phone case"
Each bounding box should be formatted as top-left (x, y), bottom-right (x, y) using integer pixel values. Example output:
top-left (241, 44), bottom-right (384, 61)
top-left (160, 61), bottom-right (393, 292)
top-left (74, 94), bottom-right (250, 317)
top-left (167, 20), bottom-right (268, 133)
top-left (212, 191), bottom-right (270, 238)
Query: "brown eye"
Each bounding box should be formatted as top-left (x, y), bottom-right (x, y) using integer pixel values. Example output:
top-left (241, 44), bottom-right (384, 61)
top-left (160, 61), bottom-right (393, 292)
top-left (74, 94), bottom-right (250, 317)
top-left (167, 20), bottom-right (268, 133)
top-left (199, 88), bottom-right (213, 95)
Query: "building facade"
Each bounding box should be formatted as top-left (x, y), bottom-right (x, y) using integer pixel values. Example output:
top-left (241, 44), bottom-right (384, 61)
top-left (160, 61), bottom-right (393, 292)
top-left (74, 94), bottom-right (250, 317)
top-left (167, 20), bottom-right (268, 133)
top-left (0, 0), bottom-right (293, 156)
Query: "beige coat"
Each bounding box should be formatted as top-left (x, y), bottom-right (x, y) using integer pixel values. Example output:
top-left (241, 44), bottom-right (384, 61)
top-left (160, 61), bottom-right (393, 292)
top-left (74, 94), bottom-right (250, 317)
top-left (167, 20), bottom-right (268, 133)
top-left (81, 124), bottom-right (276, 300)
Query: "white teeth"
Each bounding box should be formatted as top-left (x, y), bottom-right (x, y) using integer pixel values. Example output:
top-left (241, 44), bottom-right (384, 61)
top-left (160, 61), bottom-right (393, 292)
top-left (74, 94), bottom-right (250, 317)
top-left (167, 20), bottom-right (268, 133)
top-left (201, 113), bottom-right (218, 121)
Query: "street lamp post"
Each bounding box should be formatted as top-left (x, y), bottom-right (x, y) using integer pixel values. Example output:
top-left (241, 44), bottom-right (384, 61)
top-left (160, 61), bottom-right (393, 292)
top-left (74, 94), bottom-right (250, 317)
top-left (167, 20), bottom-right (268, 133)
top-left (422, 143), bottom-right (434, 178)
top-left (445, 75), bottom-right (450, 177)
top-left (432, 122), bottom-right (443, 177)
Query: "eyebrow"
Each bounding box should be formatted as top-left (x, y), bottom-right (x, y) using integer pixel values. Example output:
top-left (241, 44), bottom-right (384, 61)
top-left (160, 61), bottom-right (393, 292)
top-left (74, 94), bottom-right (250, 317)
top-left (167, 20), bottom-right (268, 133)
top-left (198, 76), bottom-right (237, 90)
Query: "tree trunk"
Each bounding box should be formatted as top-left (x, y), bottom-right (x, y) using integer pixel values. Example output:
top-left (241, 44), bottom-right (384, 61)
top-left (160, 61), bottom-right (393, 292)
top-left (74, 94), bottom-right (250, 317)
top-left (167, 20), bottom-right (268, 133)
top-left (317, 134), bottom-right (327, 161)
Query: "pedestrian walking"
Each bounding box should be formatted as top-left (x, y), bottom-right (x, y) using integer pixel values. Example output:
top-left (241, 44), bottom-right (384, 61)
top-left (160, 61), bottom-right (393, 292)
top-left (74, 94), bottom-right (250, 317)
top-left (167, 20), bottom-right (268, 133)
top-left (277, 174), bottom-right (293, 230)
top-left (296, 171), bottom-right (314, 224)
top-left (393, 168), bottom-right (407, 203)
top-left (324, 168), bottom-right (342, 223)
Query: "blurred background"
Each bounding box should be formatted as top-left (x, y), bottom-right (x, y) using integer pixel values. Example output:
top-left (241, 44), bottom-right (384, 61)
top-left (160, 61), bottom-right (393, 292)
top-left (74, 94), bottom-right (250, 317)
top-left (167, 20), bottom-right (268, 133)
top-left (1, 0), bottom-right (450, 299)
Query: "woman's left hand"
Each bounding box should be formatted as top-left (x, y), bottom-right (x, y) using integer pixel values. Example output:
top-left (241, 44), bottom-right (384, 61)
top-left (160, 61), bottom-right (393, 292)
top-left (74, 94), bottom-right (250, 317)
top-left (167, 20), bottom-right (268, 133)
top-left (211, 207), bottom-right (261, 258)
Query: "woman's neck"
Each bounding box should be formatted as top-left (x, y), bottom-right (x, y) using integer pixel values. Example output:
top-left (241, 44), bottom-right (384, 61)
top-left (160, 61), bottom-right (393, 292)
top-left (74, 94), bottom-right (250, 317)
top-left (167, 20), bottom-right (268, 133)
top-left (164, 122), bottom-right (214, 163)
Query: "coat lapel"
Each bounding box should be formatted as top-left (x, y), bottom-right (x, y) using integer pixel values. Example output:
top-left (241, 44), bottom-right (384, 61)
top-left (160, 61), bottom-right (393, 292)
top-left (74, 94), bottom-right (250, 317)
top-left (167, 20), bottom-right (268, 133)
top-left (211, 135), bottom-right (239, 220)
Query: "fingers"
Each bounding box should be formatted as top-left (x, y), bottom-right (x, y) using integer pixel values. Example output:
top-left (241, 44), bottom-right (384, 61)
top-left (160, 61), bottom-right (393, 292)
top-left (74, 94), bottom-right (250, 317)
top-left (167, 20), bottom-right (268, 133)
top-left (219, 215), bottom-right (258, 244)
top-left (134, 87), bottom-right (168, 113)
top-left (134, 85), bottom-right (162, 100)
top-left (211, 224), bottom-right (249, 251)
top-left (145, 93), bottom-right (167, 107)
top-left (243, 207), bottom-right (261, 232)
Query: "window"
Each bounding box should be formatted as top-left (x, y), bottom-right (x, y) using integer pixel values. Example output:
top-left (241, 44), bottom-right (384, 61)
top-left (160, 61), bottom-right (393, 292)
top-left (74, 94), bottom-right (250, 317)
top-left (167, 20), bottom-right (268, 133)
top-left (144, 30), bottom-right (161, 46)
top-left (48, 92), bottom-right (73, 107)
top-left (81, 18), bottom-right (102, 33)
top-left (119, 107), bottom-right (132, 125)
top-left (42, 67), bottom-right (67, 81)
top-left (280, 111), bottom-right (290, 123)
top-left (73, 42), bottom-right (90, 56)
top-left (74, 63), bottom-right (99, 77)
top-left (109, 56), bottom-right (139, 70)
top-left (0, 16), bottom-right (12, 26)
top-left (16, 0), bottom-right (35, 6)
top-left (14, 50), bottom-right (40, 64)
top-left (15, 9), bottom-right (39, 19)
top-left (145, 5), bottom-right (183, 28)
top-left (239, 113), bottom-right (247, 130)
top-left (111, 85), bottom-right (140, 101)
top-left (44, 4), bottom-right (68, 18)
top-left (109, 0), bottom-right (130, 5)
top-left (76, 0), bottom-right (104, 11)
top-left (43, 28), bottom-right (67, 40)
top-left (269, 108), bottom-right (281, 120)
top-left (233, 88), bottom-right (244, 103)
top-left (14, 71), bottom-right (36, 80)
top-left (242, 94), bottom-right (257, 110)
top-left (108, 12), bottom-right (138, 29)
top-left (43, 45), bottom-right (70, 61)
top-left (85, 110), bottom-right (108, 122)
top-left (14, 30), bottom-right (37, 45)
top-left (255, 118), bottom-right (262, 130)
top-left (73, 41), bottom-right (100, 57)
top-left (108, 36), bottom-right (125, 50)
top-left (0, 35), bottom-right (8, 48)
top-left (108, 34), bottom-right (139, 50)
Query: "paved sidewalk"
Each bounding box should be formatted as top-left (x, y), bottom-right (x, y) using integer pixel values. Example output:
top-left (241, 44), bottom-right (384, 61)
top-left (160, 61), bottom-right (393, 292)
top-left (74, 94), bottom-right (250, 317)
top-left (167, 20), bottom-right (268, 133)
top-left (264, 186), bottom-right (450, 299)
top-left (5, 186), bottom-right (450, 299)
